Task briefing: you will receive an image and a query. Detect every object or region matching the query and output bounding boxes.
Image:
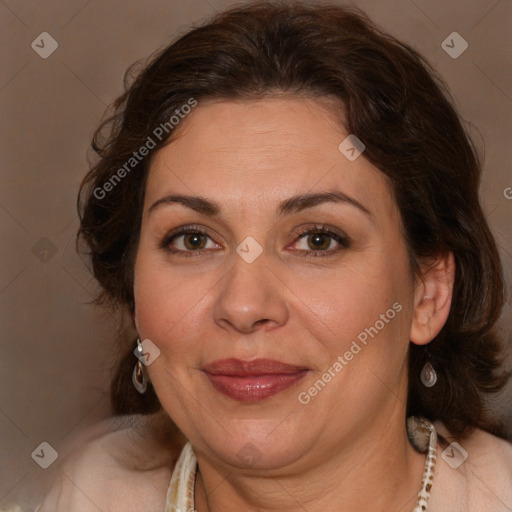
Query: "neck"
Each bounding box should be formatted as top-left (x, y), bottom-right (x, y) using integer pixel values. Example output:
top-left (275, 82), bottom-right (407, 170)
top-left (193, 408), bottom-right (426, 512)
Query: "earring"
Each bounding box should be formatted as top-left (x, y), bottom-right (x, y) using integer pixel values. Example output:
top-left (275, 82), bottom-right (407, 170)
top-left (132, 338), bottom-right (148, 394)
top-left (420, 359), bottom-right (437, 388)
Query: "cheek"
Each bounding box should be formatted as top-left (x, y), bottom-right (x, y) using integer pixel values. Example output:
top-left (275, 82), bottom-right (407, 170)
top-left (132, 250), bottom-right (220, 365)
top-left (306, 253), bottom-right (414, 373)
top-left (311, 255), bottom-right (405, 325)
top-left (133, 227), bottom-right (414, 365)
top-left (134, 269), bottom-right (193, 340)
top-left (307, 282), bottom-right (400, 358)
top-left (133, 251), bottom-right (179, 338)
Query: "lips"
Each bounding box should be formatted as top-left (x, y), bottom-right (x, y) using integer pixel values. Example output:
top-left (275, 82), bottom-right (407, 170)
top-left (202, 358), bottom-right (308, 402)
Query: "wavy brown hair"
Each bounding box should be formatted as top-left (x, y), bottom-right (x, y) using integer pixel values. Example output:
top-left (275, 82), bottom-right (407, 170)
top-left (78, 0), bottom-right (510, 440)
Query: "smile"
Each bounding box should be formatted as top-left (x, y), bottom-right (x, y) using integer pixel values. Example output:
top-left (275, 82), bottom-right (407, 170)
top-left (202, 358), bottom-right (309, 401)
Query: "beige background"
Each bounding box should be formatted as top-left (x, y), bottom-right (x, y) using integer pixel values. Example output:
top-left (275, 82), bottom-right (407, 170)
top-left (1, 0), bottom-right (511, 509)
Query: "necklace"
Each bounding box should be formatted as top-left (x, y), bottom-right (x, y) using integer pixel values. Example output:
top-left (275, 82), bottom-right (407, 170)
top-left (410, 417), bottom-right (438, 511)
top-left (165, 416), bottom-right (438, 512)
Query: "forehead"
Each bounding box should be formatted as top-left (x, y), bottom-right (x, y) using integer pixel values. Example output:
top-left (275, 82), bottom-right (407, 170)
top-left (151, 97), bottom-right (343, 168)
top-left (145, 98), bottom-right (396, 221)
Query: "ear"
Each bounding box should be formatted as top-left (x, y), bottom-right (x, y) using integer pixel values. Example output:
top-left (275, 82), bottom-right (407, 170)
top-left (409, 251), bottom-right (455, 346)
top-left (132, 302), bottom-right (140, 334)
top-left (132, 278), bottom-right (140, 334)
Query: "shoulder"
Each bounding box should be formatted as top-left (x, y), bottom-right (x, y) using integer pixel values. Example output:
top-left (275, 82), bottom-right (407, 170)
top-left (462, 427), bottom-right (512, 509)
top-left (38, 413), bottom-right (186, 512)
top-left (430, 422), bottom-right (512, 512)
top-left (461, 426), bottom-right (512, 468)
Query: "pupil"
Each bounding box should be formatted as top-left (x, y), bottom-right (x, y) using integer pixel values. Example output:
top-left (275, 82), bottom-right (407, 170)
top-left (309, 233), bottom-right (329, 250)
top-left (185, 234), bottom-right (205, 250)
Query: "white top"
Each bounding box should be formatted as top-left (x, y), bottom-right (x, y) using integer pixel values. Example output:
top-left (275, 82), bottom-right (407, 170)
top-left (163, 416), bottom-right (439, 512)
top-left (165, 441), bottom-right (197, 512)
top-left (34, 414), bottom-right (512, 511)
top-left (163, 420), bottom-right (512, 512)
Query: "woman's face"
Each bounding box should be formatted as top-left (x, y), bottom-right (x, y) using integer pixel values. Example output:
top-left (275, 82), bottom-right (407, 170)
top-left (133, 97), bottom-right (418, 469)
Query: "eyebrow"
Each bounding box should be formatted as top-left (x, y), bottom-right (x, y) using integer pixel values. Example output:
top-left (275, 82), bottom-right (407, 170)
top-left (148, 190), bottom-right (372, 219)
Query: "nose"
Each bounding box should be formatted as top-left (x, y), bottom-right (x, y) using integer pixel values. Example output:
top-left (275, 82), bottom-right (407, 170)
top-left (212, 254), bottom-right (289, 334)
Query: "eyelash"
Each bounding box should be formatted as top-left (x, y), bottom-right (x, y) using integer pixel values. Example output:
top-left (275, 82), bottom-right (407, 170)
top-left (159, 224), bottom-right (350, 259)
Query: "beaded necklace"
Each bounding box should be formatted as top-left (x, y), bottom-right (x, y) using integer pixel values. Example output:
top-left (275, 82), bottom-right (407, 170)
top-left (165, 416), bottom-right (438, 512)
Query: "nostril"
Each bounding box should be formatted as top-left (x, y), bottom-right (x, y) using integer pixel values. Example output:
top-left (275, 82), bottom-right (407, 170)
top-left (255, 319), bottom-right (270, 326)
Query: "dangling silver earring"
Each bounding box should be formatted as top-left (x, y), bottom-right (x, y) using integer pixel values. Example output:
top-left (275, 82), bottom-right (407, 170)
top-left (420, 348), bottom-right (437, 388)
top-left (132, 338), bottom-right (148, 394)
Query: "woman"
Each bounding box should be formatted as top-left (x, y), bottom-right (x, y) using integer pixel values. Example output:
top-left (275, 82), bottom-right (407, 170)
top-left (39, 1), bottom-right (512, 511)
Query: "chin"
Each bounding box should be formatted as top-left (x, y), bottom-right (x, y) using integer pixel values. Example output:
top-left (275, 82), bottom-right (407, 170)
top-left (195, 421), bottom-right (313, 471)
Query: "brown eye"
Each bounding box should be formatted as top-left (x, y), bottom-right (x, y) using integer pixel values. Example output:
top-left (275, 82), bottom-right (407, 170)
top-left (292, 227), bottom-right (350, 256)
top-left (306, 233), bottom-right (332, 251)
top-left (160, 227), bottom-right (220, 256)
top-left (183, 233), bottom-right (208, 250)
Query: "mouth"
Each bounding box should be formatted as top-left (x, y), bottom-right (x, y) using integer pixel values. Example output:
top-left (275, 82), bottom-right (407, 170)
top-left (202, 358), bottom-right (309, 402)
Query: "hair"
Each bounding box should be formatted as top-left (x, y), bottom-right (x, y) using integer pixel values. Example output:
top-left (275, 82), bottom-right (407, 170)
top-left (78, 0), bottom-right (510, 441)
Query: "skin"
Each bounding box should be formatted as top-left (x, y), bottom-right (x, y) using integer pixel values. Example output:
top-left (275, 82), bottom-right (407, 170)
top-left (133, 96), bottom-right (455, 512)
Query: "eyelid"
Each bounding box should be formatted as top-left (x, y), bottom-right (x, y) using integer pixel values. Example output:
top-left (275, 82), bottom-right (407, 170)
top-left (160, 223), bottom-right (350, 256)
top-left (289, 224), bottom-right (350, 255)
top-left (159, 224), bottom-right (221, 254)
top-left (294, 223), bottom-right (348, 240)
